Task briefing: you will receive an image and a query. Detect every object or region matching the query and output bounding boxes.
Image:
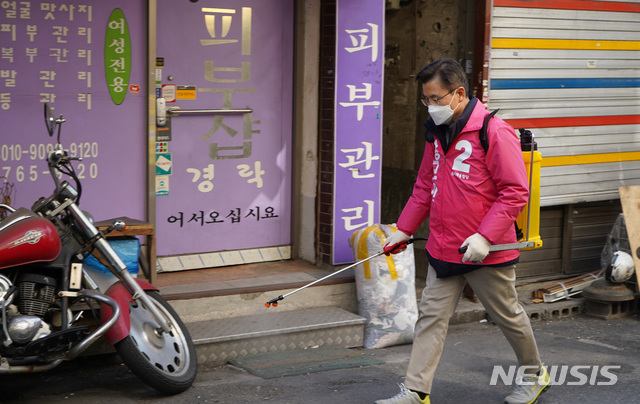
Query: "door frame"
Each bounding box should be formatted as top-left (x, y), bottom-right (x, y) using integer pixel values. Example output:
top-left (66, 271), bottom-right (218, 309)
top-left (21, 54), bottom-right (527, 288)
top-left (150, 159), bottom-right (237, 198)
top-left (146, 0), bottom-right (318, 270)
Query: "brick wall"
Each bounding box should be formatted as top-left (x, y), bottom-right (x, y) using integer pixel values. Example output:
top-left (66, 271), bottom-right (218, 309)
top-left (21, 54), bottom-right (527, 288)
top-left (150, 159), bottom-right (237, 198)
top-left (317, 0), bottom-right (336, 265)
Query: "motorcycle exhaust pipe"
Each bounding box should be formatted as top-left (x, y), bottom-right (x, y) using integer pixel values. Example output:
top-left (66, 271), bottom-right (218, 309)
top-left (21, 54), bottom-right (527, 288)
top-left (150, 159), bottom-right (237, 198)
top-left (0, 359), bottom-right (63, 374)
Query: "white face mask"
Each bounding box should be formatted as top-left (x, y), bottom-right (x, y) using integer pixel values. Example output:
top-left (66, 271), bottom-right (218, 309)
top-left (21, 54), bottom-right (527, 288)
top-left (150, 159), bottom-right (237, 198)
top-left (428, 89), bottom-right (460, 126)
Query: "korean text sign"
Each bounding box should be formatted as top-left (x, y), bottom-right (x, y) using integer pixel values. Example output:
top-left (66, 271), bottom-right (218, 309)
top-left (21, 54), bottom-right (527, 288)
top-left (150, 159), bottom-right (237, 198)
top-left (332, 0), bottom-right (384, 264)
top-left (154, 1), bottom-right (293, 256)
top-left (0, 1), bottom-right (146, 222)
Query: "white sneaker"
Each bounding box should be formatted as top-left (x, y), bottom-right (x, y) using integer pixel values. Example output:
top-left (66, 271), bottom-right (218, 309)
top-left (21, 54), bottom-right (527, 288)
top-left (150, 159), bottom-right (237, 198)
top-left (375, 383), bottom-right (430, 404)
top-left (504, 366), bottom-right (551, 404)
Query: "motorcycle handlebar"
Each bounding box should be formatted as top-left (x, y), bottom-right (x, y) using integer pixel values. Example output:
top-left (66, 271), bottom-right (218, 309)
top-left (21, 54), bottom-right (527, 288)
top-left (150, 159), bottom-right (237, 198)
top-left (47, 149), bottom-right (65, 165)
top-left (46, 146), bottom-right (83, 204)
top-left (47, 148), bottom-right (82, 167)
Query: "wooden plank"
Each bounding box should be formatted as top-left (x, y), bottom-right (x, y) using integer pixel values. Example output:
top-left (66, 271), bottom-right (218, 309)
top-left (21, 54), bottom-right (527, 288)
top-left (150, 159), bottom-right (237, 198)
top-left (569, 258), bottom-right (601, 274)
top-left (570, 201), bottom-right (622, 271)
top-left (517, 262), bottom-right (562, 278)
top-left (618, 185), bottom-right (640, 285)
top-left (517, 206), bottom-right (565, 278)
top-left (520, 247), bottom-right (562, 262)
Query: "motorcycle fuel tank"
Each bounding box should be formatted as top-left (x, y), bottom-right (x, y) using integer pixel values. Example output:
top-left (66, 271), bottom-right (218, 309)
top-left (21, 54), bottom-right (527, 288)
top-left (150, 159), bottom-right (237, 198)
top-left (0, 208), bottom-right (61, 269)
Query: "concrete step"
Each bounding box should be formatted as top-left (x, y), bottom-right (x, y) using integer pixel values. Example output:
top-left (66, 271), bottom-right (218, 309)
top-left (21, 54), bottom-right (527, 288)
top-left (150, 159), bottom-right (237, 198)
top-left (164, 280), bottom-right (359, 323)
top-left (158, 264), bottom-right (365, 367)
top-left (187, 306), bottom-right (366, 366)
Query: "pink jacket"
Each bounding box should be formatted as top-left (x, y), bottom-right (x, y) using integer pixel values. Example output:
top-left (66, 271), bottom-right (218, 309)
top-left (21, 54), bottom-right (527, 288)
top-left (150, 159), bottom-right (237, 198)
top-left (397, 101), bottom-right (529, 265)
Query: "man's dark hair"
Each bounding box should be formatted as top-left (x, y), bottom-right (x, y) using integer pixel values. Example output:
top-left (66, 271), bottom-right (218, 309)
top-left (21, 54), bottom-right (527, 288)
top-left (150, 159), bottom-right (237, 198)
top-left (416, 58), bottom-right (469, 98)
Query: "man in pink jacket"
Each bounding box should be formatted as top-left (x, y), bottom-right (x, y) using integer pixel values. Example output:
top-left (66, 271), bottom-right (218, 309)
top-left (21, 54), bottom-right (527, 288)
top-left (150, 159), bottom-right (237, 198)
top-left (375, 59), bottom-right (550, 404)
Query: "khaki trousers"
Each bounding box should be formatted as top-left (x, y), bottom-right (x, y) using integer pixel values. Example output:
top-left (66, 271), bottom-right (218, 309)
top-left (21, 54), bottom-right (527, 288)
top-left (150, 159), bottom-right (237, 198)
top-left (404, 264), bottom-right (541, 394)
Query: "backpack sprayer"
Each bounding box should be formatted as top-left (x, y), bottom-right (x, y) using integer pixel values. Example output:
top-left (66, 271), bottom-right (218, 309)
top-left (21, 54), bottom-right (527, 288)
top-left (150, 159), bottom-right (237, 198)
top-left (459, 128), bottom-right (543, 254)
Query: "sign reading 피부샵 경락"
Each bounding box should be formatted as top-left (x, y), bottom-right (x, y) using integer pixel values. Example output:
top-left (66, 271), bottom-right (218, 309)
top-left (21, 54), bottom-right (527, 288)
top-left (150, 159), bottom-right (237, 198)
top-left (153, 1), bottom-right (294, 257)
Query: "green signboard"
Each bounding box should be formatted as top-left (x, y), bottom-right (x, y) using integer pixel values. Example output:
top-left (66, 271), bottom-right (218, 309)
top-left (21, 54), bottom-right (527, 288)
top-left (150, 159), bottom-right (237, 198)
top-left (104, 8), bottom-right (131, 105)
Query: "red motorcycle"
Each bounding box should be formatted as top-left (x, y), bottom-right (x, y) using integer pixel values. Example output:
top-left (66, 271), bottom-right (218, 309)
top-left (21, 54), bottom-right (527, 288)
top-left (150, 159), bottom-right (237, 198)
top-left (0, 104), bottom-right (197, 394)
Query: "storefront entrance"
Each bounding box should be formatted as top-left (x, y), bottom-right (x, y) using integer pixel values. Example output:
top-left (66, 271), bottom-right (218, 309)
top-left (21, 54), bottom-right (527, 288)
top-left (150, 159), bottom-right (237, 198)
top-left (153, 0), bottom-right (294, 271)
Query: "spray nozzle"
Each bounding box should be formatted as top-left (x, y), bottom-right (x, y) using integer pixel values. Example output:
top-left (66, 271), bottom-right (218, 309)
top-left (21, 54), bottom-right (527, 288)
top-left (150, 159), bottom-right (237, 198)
top-left (265, 295), bottom-right (283, 308)
top-left (519, 128), bottom-right (537, 151)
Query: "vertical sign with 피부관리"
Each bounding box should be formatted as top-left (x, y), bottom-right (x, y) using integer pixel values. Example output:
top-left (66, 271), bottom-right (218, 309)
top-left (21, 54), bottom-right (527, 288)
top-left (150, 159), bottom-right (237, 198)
top-left (332, 0), bottom-right (385, 264)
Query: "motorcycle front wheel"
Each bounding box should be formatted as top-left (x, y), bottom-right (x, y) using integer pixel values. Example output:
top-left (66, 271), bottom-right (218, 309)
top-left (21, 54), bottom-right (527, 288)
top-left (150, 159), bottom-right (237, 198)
top-left (114, 291), bottom-right (197, 394)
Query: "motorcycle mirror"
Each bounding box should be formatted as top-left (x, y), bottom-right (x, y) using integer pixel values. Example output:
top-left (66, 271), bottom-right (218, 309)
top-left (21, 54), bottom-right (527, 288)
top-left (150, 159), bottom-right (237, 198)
top-left (43, 104), bottom-right (66, 143)
top-left (44, 103), bottom-right (56, 137)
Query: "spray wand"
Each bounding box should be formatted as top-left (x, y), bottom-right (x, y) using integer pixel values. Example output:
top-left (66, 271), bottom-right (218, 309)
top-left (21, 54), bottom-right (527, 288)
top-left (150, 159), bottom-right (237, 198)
top-left (265, 237), bottom-right (427, 307)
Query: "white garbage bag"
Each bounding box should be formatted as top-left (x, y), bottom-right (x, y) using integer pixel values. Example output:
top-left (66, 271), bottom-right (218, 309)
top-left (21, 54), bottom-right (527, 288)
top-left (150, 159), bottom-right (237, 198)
top-left (350, 224), bottom-right (418, 349)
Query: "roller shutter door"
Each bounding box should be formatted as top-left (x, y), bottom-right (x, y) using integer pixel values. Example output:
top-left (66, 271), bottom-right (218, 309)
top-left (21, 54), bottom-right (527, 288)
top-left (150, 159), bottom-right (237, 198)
top-left (487, 0), bottom-right (640, 207)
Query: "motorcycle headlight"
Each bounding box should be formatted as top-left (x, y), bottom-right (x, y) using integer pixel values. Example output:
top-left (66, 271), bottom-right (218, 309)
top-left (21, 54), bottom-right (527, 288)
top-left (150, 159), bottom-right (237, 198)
top-left (82, 210), bottom-right (94, 224)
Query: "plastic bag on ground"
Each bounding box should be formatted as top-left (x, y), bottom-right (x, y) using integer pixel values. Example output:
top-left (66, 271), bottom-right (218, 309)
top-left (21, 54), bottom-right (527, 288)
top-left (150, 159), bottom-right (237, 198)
top-left (349, 224), bottom-right (418, 349)
top-left (601, 213), bottom-right (631, 270)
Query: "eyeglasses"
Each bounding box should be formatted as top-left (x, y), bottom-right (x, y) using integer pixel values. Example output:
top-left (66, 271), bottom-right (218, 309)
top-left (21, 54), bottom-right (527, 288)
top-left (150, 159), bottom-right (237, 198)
top-left (420, 89), bottom-right (455, 107)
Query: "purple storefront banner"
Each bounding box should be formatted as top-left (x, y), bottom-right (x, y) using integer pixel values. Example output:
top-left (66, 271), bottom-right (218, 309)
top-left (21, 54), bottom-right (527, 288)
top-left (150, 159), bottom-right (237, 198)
top-left (0, 1), bottom-right (146, 222)
top-left (155, 1), bottom-right (293, 256)
top-left (332, 0), bottom-right (385, 264)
